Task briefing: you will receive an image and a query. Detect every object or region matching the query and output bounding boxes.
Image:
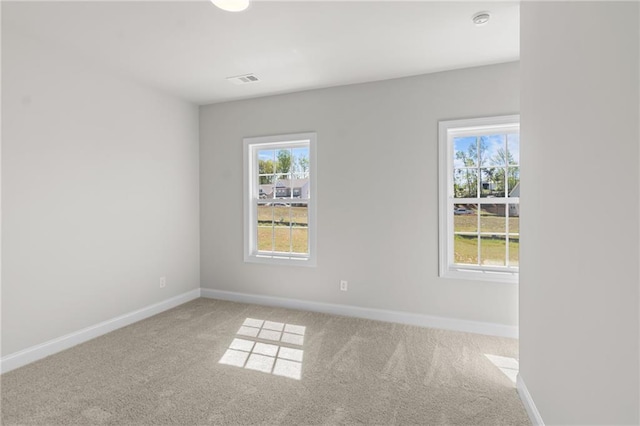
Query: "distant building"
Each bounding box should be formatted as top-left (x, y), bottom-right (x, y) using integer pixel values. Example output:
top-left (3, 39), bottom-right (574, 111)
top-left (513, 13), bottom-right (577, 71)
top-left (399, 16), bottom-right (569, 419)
top-left (274, 178), bottom-right (309, 199)
top-left (258, 178), bottom-right (309, 199)
top-left (259, 184), bottom-right (274, 198)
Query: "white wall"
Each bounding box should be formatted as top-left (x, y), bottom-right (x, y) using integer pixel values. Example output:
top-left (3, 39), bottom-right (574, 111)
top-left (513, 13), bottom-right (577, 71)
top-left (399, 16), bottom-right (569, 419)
top-left (520, 2), bottom-right (639, 424)
top-left (1, 26), bottom-right (200, 356)
top-left (200, 62), bottom-right (519, 328)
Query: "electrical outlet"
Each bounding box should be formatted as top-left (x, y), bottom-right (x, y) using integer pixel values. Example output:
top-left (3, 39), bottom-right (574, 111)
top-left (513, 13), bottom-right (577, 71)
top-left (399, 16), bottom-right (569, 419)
top-left (340, 280), bottom-right (348, 291)
top-left (159, 276), bottom-right (167, 289)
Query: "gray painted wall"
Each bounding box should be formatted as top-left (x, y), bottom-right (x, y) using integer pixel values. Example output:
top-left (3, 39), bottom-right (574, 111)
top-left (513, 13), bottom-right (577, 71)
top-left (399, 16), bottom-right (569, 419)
top-left (520, 2), bottom-right (639, 424)
top-left (200, 62), bottom-right (520, 327)
top-left (1, 27), bottom-right (201, 356)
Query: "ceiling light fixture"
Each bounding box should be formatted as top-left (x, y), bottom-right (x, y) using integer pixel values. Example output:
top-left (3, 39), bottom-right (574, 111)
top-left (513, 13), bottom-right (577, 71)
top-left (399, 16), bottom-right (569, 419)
top-left (211, 0), bottom-right (250, 12)
top-left (472, 11), bottom-right (491, 26)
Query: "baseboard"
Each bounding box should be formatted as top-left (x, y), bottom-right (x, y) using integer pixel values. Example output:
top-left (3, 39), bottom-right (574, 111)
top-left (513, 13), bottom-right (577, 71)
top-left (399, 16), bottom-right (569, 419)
top-left (0, 288), bottom-right (201, 374)
top-left (517, 374), bottom-right (545, 426)
top-left (200, 288), bottom-right (518, 339)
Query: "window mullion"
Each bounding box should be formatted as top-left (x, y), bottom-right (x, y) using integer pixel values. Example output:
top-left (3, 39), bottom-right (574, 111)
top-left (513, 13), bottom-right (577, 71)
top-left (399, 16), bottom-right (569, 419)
top-left (505, 201), bottom-right (510, 267)
top-left (476, 137), bottom-right (481, 266)
top-left (271, 199), bottom-right (275, 253)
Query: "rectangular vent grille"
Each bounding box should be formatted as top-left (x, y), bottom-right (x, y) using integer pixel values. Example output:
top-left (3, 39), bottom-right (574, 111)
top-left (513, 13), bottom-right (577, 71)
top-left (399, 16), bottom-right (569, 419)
top-left (226, 73), bottom-right (260, 85)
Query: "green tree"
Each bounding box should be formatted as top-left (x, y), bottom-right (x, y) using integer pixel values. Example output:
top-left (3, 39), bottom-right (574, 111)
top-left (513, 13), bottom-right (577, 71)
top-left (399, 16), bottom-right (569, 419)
top-left (490, 148), bottom-right (518, 196)
top-left (492, 147), bottom-right (516, 167)
top-left (259, 159), bottom-right (275, 184)
top-left (455, 141), bottom-right (481, 197)
top-left (506, 167), bottom-right (520, 196)
top-left (276, 150), bottom-right (292, 174)
top-left (297, 156), bottom-right (309, 176)
top-left (454, 152), bottom-right (475, 197)
top-left (477, 138), bottom-right (489, 166)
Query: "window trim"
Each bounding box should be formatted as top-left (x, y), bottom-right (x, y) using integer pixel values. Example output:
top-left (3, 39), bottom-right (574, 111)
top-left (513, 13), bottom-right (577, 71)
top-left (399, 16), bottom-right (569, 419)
top-left (243, 132), bottom-right (317, 267)
top-left (438, 115), bottom-right (520, 283)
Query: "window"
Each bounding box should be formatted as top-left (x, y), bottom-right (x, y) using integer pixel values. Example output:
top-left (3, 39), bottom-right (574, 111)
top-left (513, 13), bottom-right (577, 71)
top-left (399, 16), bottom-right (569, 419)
top-left (438, 116), bottom-right (520, 283)
top-left (244, 133), bottom-right (316, 266)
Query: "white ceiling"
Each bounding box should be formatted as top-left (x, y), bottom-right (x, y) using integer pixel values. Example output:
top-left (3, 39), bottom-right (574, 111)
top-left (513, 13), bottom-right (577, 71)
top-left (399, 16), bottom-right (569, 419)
top-left (3, 1), bottom-right (520, 105)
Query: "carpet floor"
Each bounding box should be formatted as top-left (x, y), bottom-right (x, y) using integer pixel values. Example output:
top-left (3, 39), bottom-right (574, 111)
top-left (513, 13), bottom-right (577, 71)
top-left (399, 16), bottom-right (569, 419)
top-left (1, 298), bottom-right (529, 425)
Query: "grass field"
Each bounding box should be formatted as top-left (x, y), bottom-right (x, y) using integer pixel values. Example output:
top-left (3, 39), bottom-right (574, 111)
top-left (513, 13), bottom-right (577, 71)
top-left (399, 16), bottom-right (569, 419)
top-left (258, 227), bottom-right (308, 253)
top-left (454, 235), bottom-right (519, 266)
top-left (257, 205), bottom-right (308, 253)
top-left (258, 205), bottom-right (308, 226)
top-left (454, 208), bottom-right (519, 266)
top-left (454, 212), bottom-right (519, 233)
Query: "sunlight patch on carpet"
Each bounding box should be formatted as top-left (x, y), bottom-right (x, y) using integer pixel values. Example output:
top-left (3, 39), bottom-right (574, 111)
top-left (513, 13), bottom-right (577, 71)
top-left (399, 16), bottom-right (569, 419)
top-left (219, 318), bottom-right (305, 380)
top-left (484, 354), bottom-right (518, 384)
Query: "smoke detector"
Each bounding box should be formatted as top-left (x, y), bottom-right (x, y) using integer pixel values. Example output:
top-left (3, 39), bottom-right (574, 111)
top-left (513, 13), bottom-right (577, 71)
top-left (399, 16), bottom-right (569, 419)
top-left (472, 11), bottom-right (491, 26)
top-left (226, 73), bottom-right (260, 85)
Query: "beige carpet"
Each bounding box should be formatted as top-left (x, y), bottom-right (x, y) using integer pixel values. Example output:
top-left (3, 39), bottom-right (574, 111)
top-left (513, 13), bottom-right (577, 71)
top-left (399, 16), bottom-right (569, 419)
top-left (1, 298), bottom-right (529, 425)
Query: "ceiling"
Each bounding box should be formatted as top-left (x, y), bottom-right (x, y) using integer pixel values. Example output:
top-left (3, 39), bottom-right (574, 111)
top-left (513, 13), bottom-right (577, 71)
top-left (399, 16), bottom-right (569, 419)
top-left (3, 1), bottom-right (520, 105)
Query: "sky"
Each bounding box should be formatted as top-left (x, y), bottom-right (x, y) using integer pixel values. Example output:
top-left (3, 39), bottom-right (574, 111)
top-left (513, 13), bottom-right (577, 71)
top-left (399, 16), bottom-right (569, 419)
top-left (453, 134), bottom-right (520, 169)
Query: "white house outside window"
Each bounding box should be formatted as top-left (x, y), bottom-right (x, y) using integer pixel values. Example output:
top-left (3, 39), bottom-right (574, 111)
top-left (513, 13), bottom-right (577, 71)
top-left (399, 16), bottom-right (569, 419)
top-left (438, 116), bottom-right (520, 283)
top-left (244, 133), bottom-right (317, 266)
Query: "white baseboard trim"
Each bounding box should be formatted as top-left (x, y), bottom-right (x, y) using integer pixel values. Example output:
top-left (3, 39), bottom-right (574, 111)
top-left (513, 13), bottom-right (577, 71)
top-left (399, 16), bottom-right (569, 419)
top-left (0, 288), bottom-right (201, 374)
top-left (200, 288), bottom-right (518, 339)
top-left (517, 374), bottom-right (545, 426)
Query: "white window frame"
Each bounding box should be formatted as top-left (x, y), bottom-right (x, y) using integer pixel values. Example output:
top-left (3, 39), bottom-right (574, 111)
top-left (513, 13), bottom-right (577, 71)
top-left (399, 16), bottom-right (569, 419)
top-left (243, 132), bottom-right (317, 267)
top-left (438, 115), bottom-right (520, 283)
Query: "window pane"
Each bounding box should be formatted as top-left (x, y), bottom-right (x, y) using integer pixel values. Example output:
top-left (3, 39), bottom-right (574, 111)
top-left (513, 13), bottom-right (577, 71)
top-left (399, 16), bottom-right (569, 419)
top-left (509, 236), bottom-right (519, 266)
top-left (273, 226), bottom-right (292, 252)
top-left (273, 204), bottom-right (292, 253)
top-left (508, 204), bottom-right (520, 233)
top-left (288, 176), bottom-right (310, 200)
top-left (292, 147), bottom-right (310, 177)
top-left (257, 227), bottom-right (273, 251)
top-left (480, 167), bottom-right (505, 197)
top-left (454, 204), bottom-right (477, 233)
top-left (454, 136), bottom-right (478, 168)
top-left (272, 203), bottom-right (291, 225)
top-left (291, 204), bottom-right (308, 254)
top-left (480, 204), bottom-right (506, 233)
top-left (257, 205), bottom-right (274, 252)
top-left (290, 204), bottom-right (308, 227)
top-left (291, 228), bottom-right (308, 254)
top-left (258, 182), bottom-right (275, 198)
top-left (273, 175), bottom-right (290, 198)
top-left (258, 150), bottom-right (276, 185)
top-left (507, 134), bottom-right (520, 165)
top-left (479, 135), bottom-right (506, 167)
top-left (454, 169), bottom-right (478, 198)
top-left (257, 204), bottom-right (273, 224)
top-left (454, 235), bottom-right (478, 265)
top-left (276, 149), bottom-right (293, 173)
top-left (258, 175), bottom-right (276, 186)
top-left (507, 167), bottom-right (520, 197)
top-left (480, 235), bottom-right (506, 266)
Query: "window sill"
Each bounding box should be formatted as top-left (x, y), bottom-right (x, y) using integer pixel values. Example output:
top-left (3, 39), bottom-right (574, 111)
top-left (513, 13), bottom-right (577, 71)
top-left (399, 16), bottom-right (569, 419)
top-left (440, 267), bottom-right (518, 284)
top-left (245, 254), bottom-right (316, 268)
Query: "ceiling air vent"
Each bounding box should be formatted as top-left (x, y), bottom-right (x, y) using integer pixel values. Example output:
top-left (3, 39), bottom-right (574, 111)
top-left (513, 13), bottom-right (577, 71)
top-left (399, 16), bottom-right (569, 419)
top-left (226, 73), bottom-right (260, 85)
